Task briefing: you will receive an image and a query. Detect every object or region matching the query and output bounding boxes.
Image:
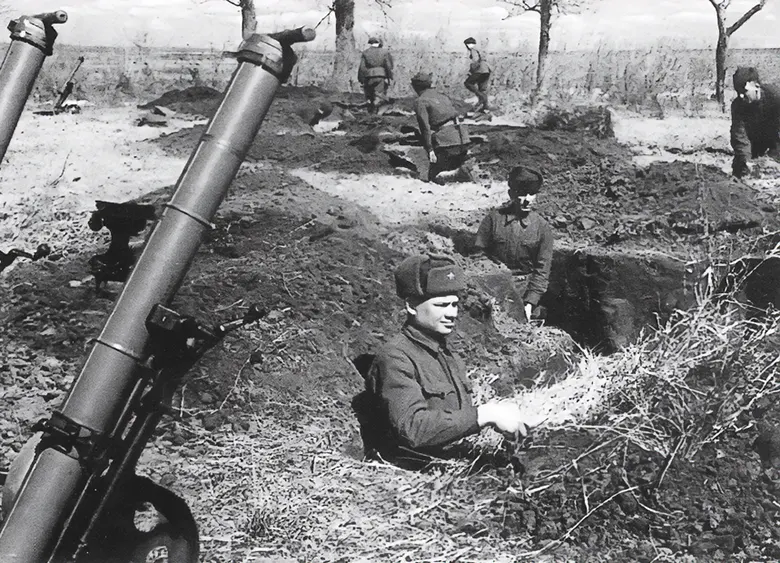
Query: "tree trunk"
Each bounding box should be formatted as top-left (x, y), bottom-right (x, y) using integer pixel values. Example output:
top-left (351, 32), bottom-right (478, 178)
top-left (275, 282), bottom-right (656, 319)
top-left (240, 0), bottom-right (257, 41)
top-left (714, 31), bottom-right (728, 111)
top-left (534, 0), bottom-right (553, 101)
top-left (332, 0), bottom-right (357, 91)
top-left (713, 5), bottom-right (728, 111)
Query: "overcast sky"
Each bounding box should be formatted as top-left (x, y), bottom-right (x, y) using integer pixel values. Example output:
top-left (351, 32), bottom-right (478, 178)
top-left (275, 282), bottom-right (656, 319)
top-left (7, 0), bottom-right (780, 50)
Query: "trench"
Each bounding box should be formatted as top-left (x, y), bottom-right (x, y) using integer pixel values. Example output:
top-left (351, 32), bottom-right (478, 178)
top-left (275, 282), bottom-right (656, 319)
top-left (437, 222), bottom-right (779, 353)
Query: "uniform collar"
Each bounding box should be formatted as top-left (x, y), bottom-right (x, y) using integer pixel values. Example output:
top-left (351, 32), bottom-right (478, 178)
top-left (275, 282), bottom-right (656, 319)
top-left (402, 323), bottom-right (449, 355)
top-left (499, 204), bottom-right (534, 226)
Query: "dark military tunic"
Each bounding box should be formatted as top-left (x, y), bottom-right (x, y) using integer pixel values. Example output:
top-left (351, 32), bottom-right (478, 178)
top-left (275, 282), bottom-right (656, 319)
top-left (731, 83), bottom-right (780, 167)
top-left (358, 46), bottom-right (394, 83)
top-left (468, 48), bottom-right (491, 76)
top-left (367, 324), bottom-right (479, 453)
top-left (474, 208), bottom-right (554, 306)
top-left (358, 46), bottom-right (394, 111)
top-left (413, 89), bottom-right (469, 153)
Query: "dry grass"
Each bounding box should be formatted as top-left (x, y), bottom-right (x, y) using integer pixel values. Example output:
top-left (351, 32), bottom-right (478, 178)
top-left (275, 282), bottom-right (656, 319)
top-left (37, 40), bottom-right (780, 113)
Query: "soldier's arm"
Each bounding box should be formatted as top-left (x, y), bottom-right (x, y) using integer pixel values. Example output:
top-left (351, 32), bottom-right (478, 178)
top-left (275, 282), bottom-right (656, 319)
top-left (730, 99), bottom-right (751, 164)
top-left (415, 99), bottom-right (434, 153)
top-left (473, 212), bottom-right (494, 254)
top-left (469, 49), bottom-right (481, 74)
top-left (385, 51), bottom-right (394, 80)
top-left (357, 53), bottom-right (367, 83)
top-left (524, 219), bottom-right (554, 306)
top-left (376, 348), bottom-right (479, 449)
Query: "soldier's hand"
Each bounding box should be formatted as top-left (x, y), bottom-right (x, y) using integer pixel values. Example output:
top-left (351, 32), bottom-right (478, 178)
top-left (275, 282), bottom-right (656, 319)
top-left (428, 150), bottom-right (437, 164)
top-left (524, 303), bottom-right (533, 321)
top-left (478, 402), bottom-right (529, 437)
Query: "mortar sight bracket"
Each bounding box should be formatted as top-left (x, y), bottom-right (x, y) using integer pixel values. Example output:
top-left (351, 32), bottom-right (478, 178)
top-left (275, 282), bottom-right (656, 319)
top-left (88, 200), bottom-right (156, 291)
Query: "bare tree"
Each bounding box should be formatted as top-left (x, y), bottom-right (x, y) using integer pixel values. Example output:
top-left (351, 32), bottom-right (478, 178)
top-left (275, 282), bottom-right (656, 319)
top-left (707, 0), bottom-right (768, 108)
top-left (503, 0), bottom-right (597, 100)
top-left (332, 0), bottom-right (356, 88)
top-left (318, 0), bottom-right (391, 90)
top-left (223, 0), bottom-right (257, 40)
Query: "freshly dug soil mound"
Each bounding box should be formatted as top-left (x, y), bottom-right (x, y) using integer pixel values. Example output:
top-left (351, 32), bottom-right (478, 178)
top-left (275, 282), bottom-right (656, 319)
top-left (534, 160), bottom-right (777, 247)
top-left (138, 86), bottom-right (222, 116)
top-left (537, 105), bottom-right (614, 139)
top-left (156, 122), bottom-right (396, 175)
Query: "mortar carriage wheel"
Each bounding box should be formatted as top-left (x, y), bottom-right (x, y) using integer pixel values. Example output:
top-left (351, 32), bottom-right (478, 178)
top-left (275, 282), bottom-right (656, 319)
top-left (80, 475), bottom-right (199, 563)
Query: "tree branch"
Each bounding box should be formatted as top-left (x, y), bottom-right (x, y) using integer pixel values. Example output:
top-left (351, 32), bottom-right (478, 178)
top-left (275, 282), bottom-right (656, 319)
top-left (503, 0), bottom-right (542, 14)
top-left (223, 0), bottom-right (240, 6)
top-left (314, 4), bottom-right (336, 29)
top-left (727, 0), bottom-right (767, 36)
top-left (371, 0), bottom-right (394, 23)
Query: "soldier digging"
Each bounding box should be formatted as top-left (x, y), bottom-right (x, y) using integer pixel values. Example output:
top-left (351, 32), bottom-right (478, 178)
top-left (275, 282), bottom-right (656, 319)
top-left (731, 66), bottom-right (780, 178)
top-left (411, 71), bottom-right (473, 184)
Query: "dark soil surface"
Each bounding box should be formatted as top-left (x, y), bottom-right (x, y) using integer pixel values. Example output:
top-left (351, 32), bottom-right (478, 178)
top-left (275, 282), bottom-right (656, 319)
top-left (2, 85), bottom-right (780, 561)
top-left (153, 86), bottom-right (777, 249)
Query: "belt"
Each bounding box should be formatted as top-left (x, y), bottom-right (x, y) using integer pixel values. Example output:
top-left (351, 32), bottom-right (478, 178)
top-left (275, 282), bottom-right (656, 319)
top-left (433, 116), bottom-right (460, 131)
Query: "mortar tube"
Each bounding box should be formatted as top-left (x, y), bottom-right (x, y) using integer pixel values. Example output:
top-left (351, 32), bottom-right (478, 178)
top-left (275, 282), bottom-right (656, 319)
top-left (0, 30), bottom-right (305, 562)
top-left (0, 11), bottom-right (67, 167)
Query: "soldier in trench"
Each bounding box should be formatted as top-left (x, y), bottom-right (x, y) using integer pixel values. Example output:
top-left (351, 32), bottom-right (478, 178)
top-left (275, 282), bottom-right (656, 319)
top-left (356, 254), bottom-right (530, 468)
top-left (357, 37), bottom-right (394, 115)
top-left (411, 71), bottom-right (473, 184)
top-left (730, 66), bottom-right (780, 178)
top-left (473, 166), bottom-right (554, 322)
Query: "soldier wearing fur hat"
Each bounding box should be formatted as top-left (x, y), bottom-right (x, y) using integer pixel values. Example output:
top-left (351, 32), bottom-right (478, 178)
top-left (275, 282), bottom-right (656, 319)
top-left (363, 254), bottom-right (529, 466)
top-left (358, 37), bottom-right (394, 114)
top-left (731, 66), bottom-right (780, 178)
top-left (474, 166), bottom-right (554, 322)
top-left (463, 37), bottom-right (491, 114)
top-left (410, 72), bottom-right (473, 184)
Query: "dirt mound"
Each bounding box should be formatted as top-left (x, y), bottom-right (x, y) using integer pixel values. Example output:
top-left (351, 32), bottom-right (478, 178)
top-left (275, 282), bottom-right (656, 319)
top-left (470, 127), bottom-right (633, 181)
top-left (156, 123), bottom-right (395, 175)
top-left (138, 86), bottom-right (222, 116)
top-left (536, 105), bottom-right (614, 139)
top-left (535, 161), bottom-right (777, 247)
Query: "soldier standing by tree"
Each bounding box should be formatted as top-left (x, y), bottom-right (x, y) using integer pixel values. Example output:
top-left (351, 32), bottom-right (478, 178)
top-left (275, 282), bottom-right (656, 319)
top-left (463, 37), bottom-right (491, 114)
top-left (357, 37), bottom-right (394, 114)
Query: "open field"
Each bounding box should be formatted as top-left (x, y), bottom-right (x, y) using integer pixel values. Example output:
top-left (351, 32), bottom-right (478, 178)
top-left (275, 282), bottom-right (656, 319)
top-left (1, 49), bottom-right (780, 563)
top-left (27, 42), bottom-right (780, 112)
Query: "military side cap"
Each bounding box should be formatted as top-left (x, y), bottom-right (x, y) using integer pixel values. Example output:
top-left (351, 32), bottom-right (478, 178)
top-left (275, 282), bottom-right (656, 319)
top-left (733, 66), bottom-right (760, 93)
top-left (317, 100), bottom-right (333, 117)
top-left (410, 71), bottom-right (432, 87)
top-left (395, 254), bottom-right (466, 298)
top-left (508, 165), bottom-right (544, 195)
top-left (464, 37), bottom-right (477, 46)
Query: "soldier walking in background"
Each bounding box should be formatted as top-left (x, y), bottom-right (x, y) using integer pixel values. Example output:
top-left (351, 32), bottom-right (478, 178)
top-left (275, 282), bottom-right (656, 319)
top-left (463, 37), bottom-right (491, 114)
top-left (411, 71), bottom-right (473, 184)
top-left (358, 37), bottom-right (394, 115)
top-left (730, 66), bottom-right (780, 178)
top-left (474, 166), bottom-right (554, 322)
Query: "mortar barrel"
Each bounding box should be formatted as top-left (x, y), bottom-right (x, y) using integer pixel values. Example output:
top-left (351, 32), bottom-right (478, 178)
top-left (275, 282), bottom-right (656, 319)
top-left (0, 11), bottom-right (68, 165)
top-left (0, 28), bottom-right (314, 561)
